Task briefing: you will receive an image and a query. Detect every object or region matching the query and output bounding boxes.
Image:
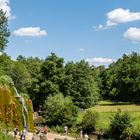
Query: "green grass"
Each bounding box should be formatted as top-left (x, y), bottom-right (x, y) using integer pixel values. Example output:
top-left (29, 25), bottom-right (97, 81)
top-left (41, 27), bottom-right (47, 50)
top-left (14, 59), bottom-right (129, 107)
top-left (98, 100), bottom-right (115, 105)
top-left (90, 104), bottom-right (140, 112)
top-left (0, 131), bottom-right (15, 140)
top-left (77, 101), bottom-right (140, 130)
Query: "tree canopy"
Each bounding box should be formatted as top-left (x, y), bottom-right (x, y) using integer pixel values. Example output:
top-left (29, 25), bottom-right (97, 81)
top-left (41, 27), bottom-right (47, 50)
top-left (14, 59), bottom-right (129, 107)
top-left (0, 10), bottom-right (10, 52)
top-left (43, 93), bottom-right (78, 127)
top-left (100, 52), bottom-right (140, 102)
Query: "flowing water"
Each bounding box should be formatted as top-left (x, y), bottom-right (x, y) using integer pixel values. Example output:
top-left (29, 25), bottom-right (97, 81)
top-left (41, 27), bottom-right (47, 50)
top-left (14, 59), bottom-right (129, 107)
top-left (14, 87), bottom-right (28, 128)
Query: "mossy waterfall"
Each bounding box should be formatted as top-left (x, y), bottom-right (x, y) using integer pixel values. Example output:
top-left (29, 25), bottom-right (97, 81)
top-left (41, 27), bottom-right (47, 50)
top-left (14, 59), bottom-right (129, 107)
top-left (0, 85), bottom-right (34, 130)
top-left (14, 87), bottom-right (28, 128)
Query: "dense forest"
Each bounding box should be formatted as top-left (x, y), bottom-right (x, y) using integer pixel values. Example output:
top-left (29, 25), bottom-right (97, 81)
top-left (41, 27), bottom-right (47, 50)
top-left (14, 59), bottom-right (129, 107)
top-left (1, 51), bottom-right (140, 110)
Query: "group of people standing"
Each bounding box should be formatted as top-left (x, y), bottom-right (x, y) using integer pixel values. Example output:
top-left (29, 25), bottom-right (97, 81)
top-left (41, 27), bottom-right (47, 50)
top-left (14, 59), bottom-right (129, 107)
top-left (13, 126), bottom-right (27, 140)
top-left (32, 126), bottom-right (48, 140)
top-left (13, 125), bottom-right (101, 140)
top-left (80, 130), bottom-right (89, 140)
top-left (13, 126), bottom-right (48, 140)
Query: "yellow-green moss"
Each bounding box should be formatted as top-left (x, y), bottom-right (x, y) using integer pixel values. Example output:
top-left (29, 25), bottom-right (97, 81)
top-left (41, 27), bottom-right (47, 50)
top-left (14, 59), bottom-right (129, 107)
top-left (0, 85), bottom-right (34, 131)
top-left (25, 98), bottom-right (34, 131)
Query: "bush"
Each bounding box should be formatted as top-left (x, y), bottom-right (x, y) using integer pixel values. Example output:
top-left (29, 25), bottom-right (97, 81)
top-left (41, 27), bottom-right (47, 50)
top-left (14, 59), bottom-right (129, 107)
top-left (0, 75), bottom-right (14, 86)
top-left (51, 125), bottom-right (64, 133)
top-left (43, 93), bottom-right (78, 127)
top-left (109, 109), bottom-right (133, 139)
top-left (0, 131), bottom-right (15, 140)
top-left (121, 126), bottom-right (140, 139)
top-left (81, 110), bottom-right (99, 133)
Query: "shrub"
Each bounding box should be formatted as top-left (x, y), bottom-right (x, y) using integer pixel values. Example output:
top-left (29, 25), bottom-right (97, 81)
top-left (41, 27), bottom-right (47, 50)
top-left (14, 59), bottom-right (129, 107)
top-left (51, 125), bottom-right (64, 133)
top-left (81, 110), bottom-right (99, 133)
top-left (0, 75), bottom-right (14, 86)
top-left (109, 109), bottom-right (133, 139)
top-left (121, 126), bottom-right (140, 139)
top-left (0, 131), bottom-right (15, 140)
top-left (43, 93), bottom-right (78, 127)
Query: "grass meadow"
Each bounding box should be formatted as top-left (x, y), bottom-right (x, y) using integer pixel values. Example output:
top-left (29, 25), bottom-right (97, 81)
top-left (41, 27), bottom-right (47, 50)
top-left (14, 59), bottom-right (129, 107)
top-left (77, 101), bottom-right (140, 130)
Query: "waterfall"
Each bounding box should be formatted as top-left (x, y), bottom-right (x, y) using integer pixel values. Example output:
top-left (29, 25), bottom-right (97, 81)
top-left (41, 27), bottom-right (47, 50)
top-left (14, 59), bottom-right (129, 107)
top-left (14, 87), bottom-right (20, 97)
top-left (13, 87), bottom-right (28, 128)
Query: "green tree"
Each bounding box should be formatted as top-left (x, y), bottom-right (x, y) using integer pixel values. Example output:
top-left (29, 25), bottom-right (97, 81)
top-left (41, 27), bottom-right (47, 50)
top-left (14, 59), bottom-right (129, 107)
top-left (41, 53), bottom-right (64, 81)
top-left (0, 53), bottom-right (12, 76)
top-left (65, 61), bottom-right (100, 108)
top-left (101, 52), bottom-right (140, 102)
top-left (17, 55), bottom-right (43, 78)
top-left (109, 109), bottom-right (133, 139)
top-left (0, 10), bottom-right (10, 52)
top-left (9, 62), bottom-right (30, 93)
top-left (17, 55), bottom-right (44, 102)
top-left (33, 53), bottom-right (65, 108)
top-left (0, 75), bottom-right (14, 86)
top-left (81, 110), bottom-right (99, 133)
top-left (43, 93), bottom-right (78, 127)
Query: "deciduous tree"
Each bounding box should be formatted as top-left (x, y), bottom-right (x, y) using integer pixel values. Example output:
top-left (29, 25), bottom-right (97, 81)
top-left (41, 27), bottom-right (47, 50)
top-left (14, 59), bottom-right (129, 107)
top-left (0, 10), bottom-right (10, 52)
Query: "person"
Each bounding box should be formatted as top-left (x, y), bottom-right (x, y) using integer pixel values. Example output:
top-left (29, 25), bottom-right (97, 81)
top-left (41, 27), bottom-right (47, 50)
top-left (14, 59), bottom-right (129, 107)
top-left (13, 126), bottom-right (18, 138)
top-left (97, 129), bottom-right (101, 140)
top-left (80, 129), bottom-right (83, 139)
top-left (20, 127), bottom-right (27, 140)
top-left (36, 128), bottom-right (40, 135)
top-left (84, 133), bottom-right (89, 140)
top-left (43, 126), bottom-right (48, 140)
top-left (64, 125), bottom-right (68, 136)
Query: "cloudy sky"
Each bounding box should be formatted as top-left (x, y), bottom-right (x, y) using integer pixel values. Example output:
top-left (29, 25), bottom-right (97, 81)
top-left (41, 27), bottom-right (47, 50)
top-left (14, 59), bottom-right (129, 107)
top-left (1, 0), bottom-right (140, 66)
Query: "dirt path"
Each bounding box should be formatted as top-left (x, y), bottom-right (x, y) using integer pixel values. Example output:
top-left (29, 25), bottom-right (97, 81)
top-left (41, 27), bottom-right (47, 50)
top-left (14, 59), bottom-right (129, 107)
top-left (11, 132), bottom-right (76, 140)
top-left (47, 132), bottom-right (76, 140)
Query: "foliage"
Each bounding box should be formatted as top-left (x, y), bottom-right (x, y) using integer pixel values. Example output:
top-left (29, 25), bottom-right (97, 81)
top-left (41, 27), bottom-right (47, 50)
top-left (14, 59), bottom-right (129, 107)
top-left (0, 131), bottom-right (15, 140)
top-left (41, 53), bottom-right (64, 81)
top-left (0, 85), bottom-right (34, 131)
top-left (30, 53), bottom-right (100, 109)
top-left (1, 50), bottom-right (140, 137)
top-left (43, 93), bottom-right (78, 127)
top-left (121, 126), bottom-right (140, 140)
top-left (81, 110), bottom-right (99, 133)
top-left (109, 109), bottom-right (133, 139)
top-left (16, 53), bottom-right (100, 110)
top-left (0, 75), bottom-right (14, 86)
top-left (0, 53), bottom-right (12, 76)
top-left (0, 86), bottom-right (23, 129)
top-left (51, 125), bottom-right (64, 133)
top-left (17, 55), bottom-right (44, 108)
top-left (29, 53), bottom-right (64, 108)
top-left (9, 61), bottom-right (30, 93)
top-left (0, 10), bottom-right (10, 52)
top-left (17, 55), bottom-right (43, 79)
top-left (65, 61), bottom-right (100, 108)
top-left (101, 52), bottom-right (140, 102)
top-left (25, 97), bottom-right (34, 131)
top-left (87, 102), bottom-right (140, 130)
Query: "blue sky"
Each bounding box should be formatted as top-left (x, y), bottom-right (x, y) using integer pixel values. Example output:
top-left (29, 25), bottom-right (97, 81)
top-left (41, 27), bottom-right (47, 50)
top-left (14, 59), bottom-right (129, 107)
top-left (1, 0), bottom-right (140, 66)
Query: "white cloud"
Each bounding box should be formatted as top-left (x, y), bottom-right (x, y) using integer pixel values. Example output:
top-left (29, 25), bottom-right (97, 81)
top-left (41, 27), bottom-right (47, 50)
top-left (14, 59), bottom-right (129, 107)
top-left (123, 27), bottom-right (140, 42)
top-left (13, 27), bottom-right (47, 37)
top-left (107, 8), bottom-right (140, 25)
top-left (0, 0), bottom-right (14, 20)
top-left (85, 57), bottom-right (114, 66)
top-left (94, 8), bottom-right (140, 30)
